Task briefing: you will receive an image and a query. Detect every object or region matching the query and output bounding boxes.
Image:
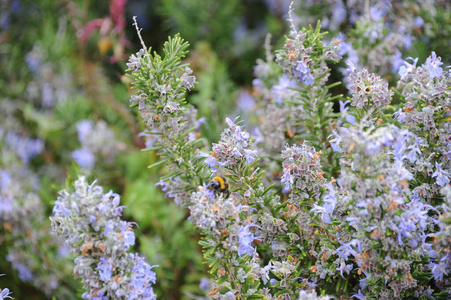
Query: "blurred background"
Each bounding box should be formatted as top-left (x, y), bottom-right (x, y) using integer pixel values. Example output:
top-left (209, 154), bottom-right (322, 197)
top-left (0, 0), bottom-right (450, 299)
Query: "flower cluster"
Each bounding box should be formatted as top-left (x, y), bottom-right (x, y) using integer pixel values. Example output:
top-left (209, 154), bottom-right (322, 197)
top-left (347, 62), bottom-right (393, 109)
top-left (25, 43), bottom-right (76, 108)
top-left (189, 183), bottom-right (262, 257)
top-left (122, 8), bottom-right (451, 299)
top-left (1, 1), bottom-right (449, 298)
top-left (340, 16), bottom-right (409, 77)
top-left (50, 176), bottom-right (157, 299)
top-left (0, 129), bottom-right (74, 298)
top-left (126, 25), bottom-right (207, 209)
top-left (72, 120), bottom-right (119, 170)
top-left (188, 183), bottom-right (237, 234)
top-left (298, 290), bottom-right (331, 300)
top-left (251, 50), bottom-right (300, 184)
top-left (281, 143), bottom-right (325, 198)
top-left (396, 52), bottom-right (451, 197)
top-left (294, 1), bottom-right (430, 79)
top-left (275, 15), bottom-right (341, 87)
top-left (328, 124), bottom-right (434, 299)
top-left (204, 117), bottom-right (258, 170)
top-left (251, 19), bottom-right (342, 188)
top-left (127, 25), bottom-right (197, 139)
top-left (430, 186), bottom-right (451, 293)
top-left (188, 180), bottom-right (270, 298)
top-left (4, 131), bottom-right (44, 164)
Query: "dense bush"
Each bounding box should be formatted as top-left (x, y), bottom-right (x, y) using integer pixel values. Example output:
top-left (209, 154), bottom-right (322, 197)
top-left (1, 0), bottom-right (451, 299)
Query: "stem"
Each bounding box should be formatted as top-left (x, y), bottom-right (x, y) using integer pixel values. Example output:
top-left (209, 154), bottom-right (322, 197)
top-left (132, 16), bottom-right (152, 66)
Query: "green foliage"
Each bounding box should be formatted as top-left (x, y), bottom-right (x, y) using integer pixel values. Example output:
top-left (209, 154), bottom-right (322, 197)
top-left (188, 41), bottom-right (239, 143)
top-left (159, 0), bottom-right (242, 53)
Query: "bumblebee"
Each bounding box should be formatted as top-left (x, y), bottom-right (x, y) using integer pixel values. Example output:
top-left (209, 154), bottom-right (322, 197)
top-left (208, 176), bottom-right (230, 199)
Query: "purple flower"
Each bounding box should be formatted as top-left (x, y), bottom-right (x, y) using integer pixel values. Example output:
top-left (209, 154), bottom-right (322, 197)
top-left (97, 258), bottom-right (113, 281)
top-left (51, 177), bottom-right (157, 299)
top-left (403, 34), bottom-right (412, 49)
top-left (225, 117), bottom-right (239, 128)
top-left (392, 158), bottom-right (413, 181)
top-left (155, 179), bottom-right (169, 193)
top-left (126, 50), bottom-right (144, 70)
top-left (295, 60), bottom-right (309, 73)
top-left (352, 290), bottom-right (367, 300)
top-left (369, 3), bottom-right (388, 21)
top-left (0, 172), bottom-right (13, 214)
top-left (261, 261), bottom-right (273, 284)
top-left (395, 200), bottom-right (430, 246)
top-left (392, 52), bottom-right (404, 73)
top-left (199, 277), bottom-right (211, 291)
top-left (244, 149), bottom-right (258, 164)
top-left (329, 131), bottom-right (343, 153)
top-left (359, 277), bottom-right (368, 290)
top-left (12, 262), bottom-right (33, 281)
top-left (72, 148), bottom-right (95, 169)
top-left (311, 204), bottom-right (332, 224)
top-left (292, 60), bottom-right (314, 86)
top-left (196, 117), bottom-right (206, 131)
top-left (201, 152), bottom-right (229, 170)
top-left (231, 148), bottom-right (243, 158)
top-left (76, 120), bottom-right (93, 143)
top-left (180, 67), bottom-right (196, 89)
top-left (444, 144), bottom-right (451, 160)
top-left (344, 60), bottom-right (357, 78)
top-left (344, 47), bottom-right (359, 71)
top-left (238, 224), bottom-right (259, 256)
top-left (393, 108), bottom-right (406, 123)
top-left (398, 57), bottom-right (418, 79)
top-left (302, 71), bottom-right (314, 86)
top-left (339, 100), bottom-right (356, 124)
top-left (263, 0), bottom-right (290, 15)
top-left (128, 254), bottom-right (157, 299)
top-left (425, 51), bottom-right (443, 79)
top-left (272, 75), bottom-right (296, 104)
top-left (430, 253), bottom-right (450, 282)
top-left (405, 137), bottom-right (421, 163)
top-left (337, 262), bottom-right (353, 278)
top-left (237, 89), bottom-right (256, 111)
top-left (138, 132), bottom-right (155, 149)
top-left (25, 49), bottom-right (42, 72)
top-left (121, 222), bottom-right (136, 249)
top-left (5, 132), bottom-right (44, 164)
top-left (432, 162), bottom-right (450, 186)
top-left (234, 129), bottom-right (250, 142)
top-left (414, 16), bottom-right (424, 28)
top-left (336, 239), bottom-right (361, 260)
top-left (281, 172), bottom-right (294, 192)
top-left (331, 2), bottom-right (346, 27)
top-left (199, 152), bottom-right (218, 169)
top-left (0, 288), bottom-right (13, 300)
top-left (322, 182), bottom-right (337, 215)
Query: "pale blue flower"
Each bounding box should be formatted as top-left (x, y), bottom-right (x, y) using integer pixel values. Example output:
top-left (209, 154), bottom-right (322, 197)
top-left (398, 57), bottom-right (418, 79)
top-left (238, 224), bottom-right (260, 256)
top-left (432, 162), bottom-right (450, 186)
top-left (72, 148), bottom-right (95, 169)
top-left (425, 51), bottom-right (443, 79)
